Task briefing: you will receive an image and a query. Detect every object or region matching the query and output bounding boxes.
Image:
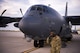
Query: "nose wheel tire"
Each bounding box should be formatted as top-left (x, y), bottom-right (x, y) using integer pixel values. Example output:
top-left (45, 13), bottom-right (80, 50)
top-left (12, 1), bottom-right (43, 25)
top-left (34, 40), bottom-right (44, 48)
top-left (39, 40), bottom-right (44, 47)
top-left (34, 40), bottom-right (38, 47)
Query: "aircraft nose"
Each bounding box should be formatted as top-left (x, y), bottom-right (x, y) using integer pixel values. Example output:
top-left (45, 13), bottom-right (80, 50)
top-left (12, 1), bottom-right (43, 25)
top-left (19, 16), bottom-right (42, 36)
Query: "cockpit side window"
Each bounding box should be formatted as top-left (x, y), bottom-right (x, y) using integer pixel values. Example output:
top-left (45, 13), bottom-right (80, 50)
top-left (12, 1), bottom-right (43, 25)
top-left (31, 6), bottom-right (36, 10)
top-left (43, 6), bottom-right (49, 13)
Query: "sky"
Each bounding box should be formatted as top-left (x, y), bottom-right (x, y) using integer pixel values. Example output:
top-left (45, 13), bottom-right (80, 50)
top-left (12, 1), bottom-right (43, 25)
top-left (0, 0), bottom-right (80, 17)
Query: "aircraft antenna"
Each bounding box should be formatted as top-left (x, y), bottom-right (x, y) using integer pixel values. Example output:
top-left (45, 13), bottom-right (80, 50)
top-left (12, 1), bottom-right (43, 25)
top-left (48, 4), bottom-right (51, 7)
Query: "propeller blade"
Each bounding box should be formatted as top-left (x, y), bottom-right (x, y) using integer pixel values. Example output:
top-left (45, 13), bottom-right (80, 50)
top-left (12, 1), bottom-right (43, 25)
top-left (1, 9), bottom-right (7, 16)
top-left (20, 8), bottom-right (23, 16)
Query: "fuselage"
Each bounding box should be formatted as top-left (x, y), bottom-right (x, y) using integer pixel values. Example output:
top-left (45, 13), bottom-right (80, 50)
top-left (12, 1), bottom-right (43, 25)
top-left (19, 5), bottom-right (67, 40)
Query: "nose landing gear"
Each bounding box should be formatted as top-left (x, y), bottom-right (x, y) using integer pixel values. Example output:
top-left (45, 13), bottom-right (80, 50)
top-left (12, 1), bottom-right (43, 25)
top-left (34, 40), bottom-right (44, 48)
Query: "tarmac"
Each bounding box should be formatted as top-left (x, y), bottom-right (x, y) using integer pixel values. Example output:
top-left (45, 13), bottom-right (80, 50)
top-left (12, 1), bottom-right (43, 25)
top-left (0, 31), bottom-right (80, 53)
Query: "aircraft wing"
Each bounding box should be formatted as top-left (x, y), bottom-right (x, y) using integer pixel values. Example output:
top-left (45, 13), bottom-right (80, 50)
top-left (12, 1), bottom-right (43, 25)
top-left (0, 9), bottom-right (23, 27)
top-left (65, 16), bottom-right (80, 25)
top-left (0, 16), bottom-right (21, 27)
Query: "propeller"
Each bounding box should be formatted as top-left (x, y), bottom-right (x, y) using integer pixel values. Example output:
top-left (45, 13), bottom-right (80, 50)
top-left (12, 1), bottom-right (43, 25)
top-left (20, 8), bottom-right (23, 16)
top-left (1, 9), bottom-right (7, 16)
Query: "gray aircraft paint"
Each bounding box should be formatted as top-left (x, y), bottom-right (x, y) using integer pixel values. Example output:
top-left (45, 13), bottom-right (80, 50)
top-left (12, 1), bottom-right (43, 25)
top-left (19, 5), bottom-right (71, 40)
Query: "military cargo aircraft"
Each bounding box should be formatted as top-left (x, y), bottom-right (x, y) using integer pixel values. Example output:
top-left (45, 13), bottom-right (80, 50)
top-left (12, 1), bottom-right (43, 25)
top-left (0, 2), bottom-right (80, 47)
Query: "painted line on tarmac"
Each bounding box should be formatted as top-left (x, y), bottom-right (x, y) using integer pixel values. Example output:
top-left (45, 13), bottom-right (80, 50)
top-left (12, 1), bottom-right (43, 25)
top-left (22, 47), bottom-right (39, 53)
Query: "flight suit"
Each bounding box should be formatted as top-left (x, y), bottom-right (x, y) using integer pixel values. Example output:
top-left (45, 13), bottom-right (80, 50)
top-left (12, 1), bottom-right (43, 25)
top-left (47, 35), bottom-right (61, 53)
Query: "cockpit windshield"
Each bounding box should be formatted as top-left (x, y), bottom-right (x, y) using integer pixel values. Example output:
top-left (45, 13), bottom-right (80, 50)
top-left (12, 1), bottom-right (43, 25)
top-left (30, 5), bottom-right (49, 13)
top-left (37, 7), bottom-right (42, 11)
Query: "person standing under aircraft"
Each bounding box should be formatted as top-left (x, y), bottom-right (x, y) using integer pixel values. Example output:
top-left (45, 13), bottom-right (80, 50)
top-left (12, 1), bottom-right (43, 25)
top-left (47, 31), bottom-right (61, 53)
